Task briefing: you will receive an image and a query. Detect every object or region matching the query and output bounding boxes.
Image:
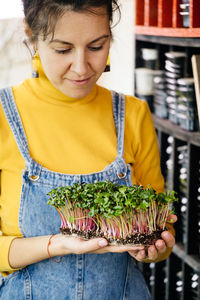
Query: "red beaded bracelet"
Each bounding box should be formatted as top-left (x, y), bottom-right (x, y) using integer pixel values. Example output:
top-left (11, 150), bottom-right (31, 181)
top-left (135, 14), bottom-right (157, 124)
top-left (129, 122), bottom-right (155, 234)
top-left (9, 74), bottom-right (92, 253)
top-left (47, 234), bottom-right (63, 263)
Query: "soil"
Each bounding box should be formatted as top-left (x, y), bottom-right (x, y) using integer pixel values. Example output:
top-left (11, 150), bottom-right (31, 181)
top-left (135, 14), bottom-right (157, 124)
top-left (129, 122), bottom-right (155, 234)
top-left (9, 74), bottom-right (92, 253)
top-left (60, 227), bottom-right (165, 246)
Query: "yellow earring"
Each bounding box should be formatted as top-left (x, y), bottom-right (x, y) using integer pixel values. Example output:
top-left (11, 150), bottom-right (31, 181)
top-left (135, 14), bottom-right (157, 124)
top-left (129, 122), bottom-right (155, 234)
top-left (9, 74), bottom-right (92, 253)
top-left (104, 55), bottom-right (110, 72)
top-left (32, 51), bottom-right (39, 78)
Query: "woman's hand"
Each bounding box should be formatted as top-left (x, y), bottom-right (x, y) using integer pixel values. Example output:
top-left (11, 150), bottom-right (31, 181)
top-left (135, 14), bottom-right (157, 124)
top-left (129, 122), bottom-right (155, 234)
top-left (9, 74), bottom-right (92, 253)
top-left (128, 214), bottom-right (177, 262)
top-left (9, 214), bottom-right (176, 269)
top-left (55, 214), bottom-right (177, 260)
top-left (61, 235), bottom-right (144, 256)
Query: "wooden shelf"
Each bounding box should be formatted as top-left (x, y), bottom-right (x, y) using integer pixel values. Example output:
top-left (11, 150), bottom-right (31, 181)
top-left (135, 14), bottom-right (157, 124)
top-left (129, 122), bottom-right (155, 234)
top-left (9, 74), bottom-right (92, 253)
top-left (173, 243), bottom-right (200, 272)
top-left (135, 34), bottom-right (200, 47)
top-left (135, 0), bottom-right (200, 34)
top-left (153, 115), bottom-right (200, 146)
top-left (135, 26), bottom-right (200, 38)
top-left (135, 2), bottom-right (200, 298)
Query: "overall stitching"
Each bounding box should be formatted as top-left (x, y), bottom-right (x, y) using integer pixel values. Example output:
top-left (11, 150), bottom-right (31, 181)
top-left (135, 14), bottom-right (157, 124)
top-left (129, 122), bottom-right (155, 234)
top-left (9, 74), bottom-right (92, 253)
top-left (76, 255), bottom-right (84, 300)
top-left (111, 90), bottom-right (119, 134)
top-left (117, 93), bottom-right (125, 157)
top-left (0, 88), bottom-right (31, 164)
top-left (111, 91), bottom-right (125, 157)
top-left (122, 256), bottom-right (130, 300)
top-left (18, 173), bottom-right (32, 237)
top-left (23, 268), bottom-right (32, 300)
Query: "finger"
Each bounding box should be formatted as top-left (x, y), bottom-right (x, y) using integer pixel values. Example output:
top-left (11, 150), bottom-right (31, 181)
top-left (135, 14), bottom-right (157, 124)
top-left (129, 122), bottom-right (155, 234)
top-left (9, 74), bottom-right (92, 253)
top-left (129, 249), bottom-right (146, 261)
top-left (83, 238), bottom-right (108, 252)
top-left (104, 244), bottom-right (144, 253)
top-left (155, 239), bottom-right (166, 254)
top-left (167, 214), bottom-right (178, 223)
top-left (88, 244), bottom-right (144, 254)
top-left (165, 223), bottom-right (175, 236)
top-left (147, 245), bottom-right (158, 260)
top-left (84, 238), bottom-right (109, 253)
top-left (161, 231), bottom-right (175, 248)
top-left (65, 237), bottom-right (108, 254)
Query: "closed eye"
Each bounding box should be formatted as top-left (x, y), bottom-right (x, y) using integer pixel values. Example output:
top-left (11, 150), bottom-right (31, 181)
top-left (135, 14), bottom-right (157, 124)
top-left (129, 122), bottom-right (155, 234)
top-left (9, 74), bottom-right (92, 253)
top-left (88, 46), bottom-right (103, 51)
top-left (55, 49), bottom-right (71, 54)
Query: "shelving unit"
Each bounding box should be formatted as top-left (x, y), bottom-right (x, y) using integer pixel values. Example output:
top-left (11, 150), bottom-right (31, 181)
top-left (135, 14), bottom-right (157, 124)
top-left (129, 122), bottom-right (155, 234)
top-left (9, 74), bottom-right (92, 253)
top-left (134, 1), bottom-right (200, 299)
top-left (135, 0), bottom-right (200, 36)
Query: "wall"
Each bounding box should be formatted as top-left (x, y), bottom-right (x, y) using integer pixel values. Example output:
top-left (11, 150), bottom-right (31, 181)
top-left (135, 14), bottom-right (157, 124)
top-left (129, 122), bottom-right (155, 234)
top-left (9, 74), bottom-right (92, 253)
top-left (98, 0), bottom-right (135, 95)
top-left (0, 18), bottom-right (31, 88)
top-left (0, 0), bottom-right (135, 95)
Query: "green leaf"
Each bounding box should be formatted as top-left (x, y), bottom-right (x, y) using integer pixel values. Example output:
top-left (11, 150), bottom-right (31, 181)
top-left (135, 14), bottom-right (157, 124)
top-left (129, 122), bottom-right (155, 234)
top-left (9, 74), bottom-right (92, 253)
top-left (47, 181), bottom-right (179, 221)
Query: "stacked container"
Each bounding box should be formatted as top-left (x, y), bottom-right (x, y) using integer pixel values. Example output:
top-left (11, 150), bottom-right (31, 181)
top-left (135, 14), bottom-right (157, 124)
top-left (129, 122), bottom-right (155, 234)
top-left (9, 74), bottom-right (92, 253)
top-left (177, 78), bottom-right (198, 131)
top-left (164, 51), bottom-right (186, 124)
top-left (153, 71), bottom-right (168, 118)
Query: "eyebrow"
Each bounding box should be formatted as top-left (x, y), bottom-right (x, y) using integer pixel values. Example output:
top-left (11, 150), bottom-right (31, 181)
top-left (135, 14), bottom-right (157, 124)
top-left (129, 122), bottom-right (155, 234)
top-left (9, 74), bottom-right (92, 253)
top-left (49, 34), bottom-right (110, 45)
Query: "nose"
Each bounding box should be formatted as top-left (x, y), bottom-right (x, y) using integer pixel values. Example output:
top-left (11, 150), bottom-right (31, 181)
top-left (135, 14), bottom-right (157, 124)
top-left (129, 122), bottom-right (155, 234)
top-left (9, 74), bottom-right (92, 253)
top-left (70, 50), bottom-right (89, 77)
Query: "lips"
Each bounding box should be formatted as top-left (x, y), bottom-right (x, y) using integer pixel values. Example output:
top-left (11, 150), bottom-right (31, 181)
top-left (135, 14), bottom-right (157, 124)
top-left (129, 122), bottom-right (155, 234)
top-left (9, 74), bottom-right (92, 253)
top-left (68, 76), bottom-right (92, 86)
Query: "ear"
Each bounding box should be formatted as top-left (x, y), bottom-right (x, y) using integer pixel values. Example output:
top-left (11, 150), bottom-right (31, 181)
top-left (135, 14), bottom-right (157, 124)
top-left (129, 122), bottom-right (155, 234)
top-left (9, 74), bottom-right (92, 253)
top-left (23, 19), bottom-right (37, 52)
top-left (23, 19), bottom-right (32, 38)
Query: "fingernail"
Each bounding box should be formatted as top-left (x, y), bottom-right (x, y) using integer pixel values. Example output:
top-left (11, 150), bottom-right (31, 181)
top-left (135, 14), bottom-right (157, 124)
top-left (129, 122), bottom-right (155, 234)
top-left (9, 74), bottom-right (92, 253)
top-left (98, 239), bottom-right (108, 247)
top-left (149, 248), bottom-right (155, 253)
top-left (163, 232), bottom-right (170, 239)
top-left (140, 250), bottom-right (146, 256)
top-left (156, 241), bottom-right (163, 247)
top-left (169, 218), bottom-right (174, 222)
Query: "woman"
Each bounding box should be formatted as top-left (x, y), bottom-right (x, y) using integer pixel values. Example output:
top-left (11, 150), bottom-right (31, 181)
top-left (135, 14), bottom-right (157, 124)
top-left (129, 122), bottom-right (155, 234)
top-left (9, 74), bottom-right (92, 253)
top-left (0, 1), bottom-right (176, 299)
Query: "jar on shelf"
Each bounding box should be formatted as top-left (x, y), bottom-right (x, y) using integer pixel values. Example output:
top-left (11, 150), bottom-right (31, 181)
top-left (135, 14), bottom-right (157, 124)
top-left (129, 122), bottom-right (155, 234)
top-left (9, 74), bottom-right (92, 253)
top-left (135, 68), bottom-right (163, 112)
top-left (180, 0), bottom-right (190, 28)
top-left (141, 48), bottom-right (158, 70)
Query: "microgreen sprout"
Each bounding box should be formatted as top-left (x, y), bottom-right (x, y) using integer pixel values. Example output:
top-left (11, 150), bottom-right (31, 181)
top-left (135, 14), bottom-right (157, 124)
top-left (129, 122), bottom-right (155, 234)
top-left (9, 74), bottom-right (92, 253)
top-left (47, 181), bottom-right (178, 243)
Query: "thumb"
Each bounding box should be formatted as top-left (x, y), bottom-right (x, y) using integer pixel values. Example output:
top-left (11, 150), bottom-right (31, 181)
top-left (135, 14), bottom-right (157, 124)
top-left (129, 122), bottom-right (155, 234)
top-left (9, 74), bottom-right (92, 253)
top-left (80, 238), bottom-right (108, 253)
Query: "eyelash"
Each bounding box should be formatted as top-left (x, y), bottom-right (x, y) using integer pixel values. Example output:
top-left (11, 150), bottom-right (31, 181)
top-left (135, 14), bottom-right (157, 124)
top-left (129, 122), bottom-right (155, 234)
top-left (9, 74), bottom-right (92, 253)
top-left (55, 49), bottom-right (71, 54)
top-left (55, 46), bottom-right (103, 54)
top-left (89, 46), bottom-right (103, 51)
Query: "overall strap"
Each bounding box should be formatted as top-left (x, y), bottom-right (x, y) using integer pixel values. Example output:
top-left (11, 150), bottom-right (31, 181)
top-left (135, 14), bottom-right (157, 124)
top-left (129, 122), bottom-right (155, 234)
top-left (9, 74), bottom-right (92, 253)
top-left (111, 91), bottom-right (125, 158)
top-left (0, 87), bottom-right (39, 173)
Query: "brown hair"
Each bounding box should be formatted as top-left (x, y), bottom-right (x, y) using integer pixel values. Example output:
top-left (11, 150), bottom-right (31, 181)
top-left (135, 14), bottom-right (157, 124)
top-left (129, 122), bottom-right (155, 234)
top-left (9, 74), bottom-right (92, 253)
top-left (22, 0), bottom-right (120, 43)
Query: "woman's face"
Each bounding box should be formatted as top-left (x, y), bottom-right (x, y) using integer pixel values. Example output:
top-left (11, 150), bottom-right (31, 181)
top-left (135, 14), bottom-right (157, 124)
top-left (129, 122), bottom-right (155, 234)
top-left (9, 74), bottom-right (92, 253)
top-left (36, 7), bottom-right (111, 98)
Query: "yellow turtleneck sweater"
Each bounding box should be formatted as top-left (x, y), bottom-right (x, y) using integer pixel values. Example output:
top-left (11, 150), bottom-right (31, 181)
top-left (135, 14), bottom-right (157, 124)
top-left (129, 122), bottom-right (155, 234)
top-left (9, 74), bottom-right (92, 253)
top-left (0, 59), bottom-right (164, 274)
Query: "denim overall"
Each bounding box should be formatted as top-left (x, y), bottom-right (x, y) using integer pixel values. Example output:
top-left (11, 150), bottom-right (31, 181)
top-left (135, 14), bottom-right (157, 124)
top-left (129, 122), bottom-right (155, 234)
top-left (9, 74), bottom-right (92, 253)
top-left (0, 87), bottom-right (151, 300)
